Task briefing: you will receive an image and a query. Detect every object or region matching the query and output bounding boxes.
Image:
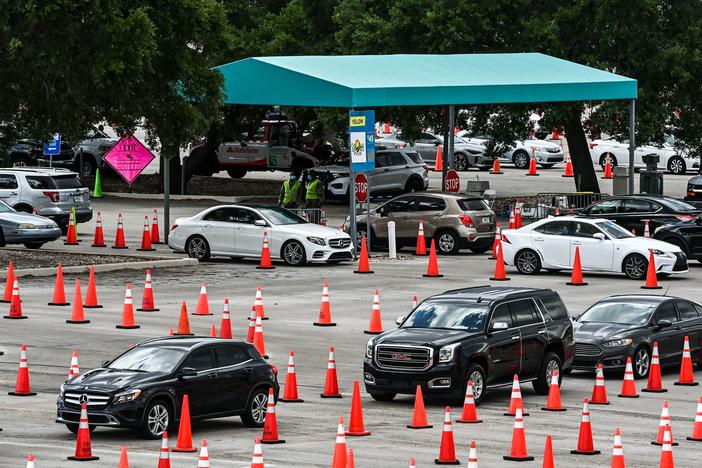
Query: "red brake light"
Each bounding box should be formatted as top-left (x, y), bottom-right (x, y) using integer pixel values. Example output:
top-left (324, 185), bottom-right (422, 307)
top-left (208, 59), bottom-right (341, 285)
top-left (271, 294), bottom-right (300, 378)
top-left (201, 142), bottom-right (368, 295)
top-left (269, 364), bottom-right (278, 375)
top-left (589, 143), bottom-right (598, 149)
top-left (675, 215), bottom-right (695, 222)
top-left (423, 165), bottom-right (429, 172)
top-left (171, 223), bottom-right (178, 231)
top-left (42, 191), bottom-right (60, 203)
top-left (459, 215), bottom-right (474, 228)
top-left (501, 234), bottom-right (511, 244)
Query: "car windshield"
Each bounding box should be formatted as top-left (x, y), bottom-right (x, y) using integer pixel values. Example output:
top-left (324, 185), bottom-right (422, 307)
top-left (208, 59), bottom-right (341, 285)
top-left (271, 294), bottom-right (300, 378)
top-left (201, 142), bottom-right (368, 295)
top-left (578, 302), bottom-right (655, 326)
top-left (596, 221), bottom-right (635, 239)
top-left (402, 301), bottom-right (487, 332)
top-left (108, 346), bottom-right (188, 373)
top-left (257, 207), bottom-right (307, 225)
top-left (0, 200), bottom-right (14, 213)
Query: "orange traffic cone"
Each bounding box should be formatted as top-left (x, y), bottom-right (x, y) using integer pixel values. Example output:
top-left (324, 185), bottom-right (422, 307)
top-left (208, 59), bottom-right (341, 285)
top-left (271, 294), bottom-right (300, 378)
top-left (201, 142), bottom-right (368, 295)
top-left (364, 289), bottom-right (383, 334)
top-left (346, 448), bottom-right (355, 468)
top-left (4, 279), bottom-right (25, 319)
top-left (423, 239), bottom-right (443, 277)
top-left (174, 302), bottom-right (193, 335)
top-left (67, 402), bottom-right (99, 460)
top-left (321, 346), bottom-right (342, 398)
top-left (116, 283), bottom-right (139, 329)
top-left (653, 401), bottom-right (678, 446)
top-left (468, 440), bottom-right (479, 468)
top-left (354, 234), bottom-right (374, 274)
top-left (253, 316), bottom-right (268, 358)
top-left (137, 215), bottom-right (155, 251)
top-left (567, 246), bottom-right (588, 285)
top-left (67, 351), bottom-right (80, 379)
top-left (562, 155), bottom-right (574, 178)
top-left (346, 380), bottom-right (370, 436)
top-left (542, 369), bottom-right (566, 411)
top-left (9, 345), bottom-right (36, 396)
top-left (67, 279), bottom-right (89, 324)
top-left (435, 406), bottom-right (459, 464)
top-left (280, 351), bottom-right (303, 403)
top-left (193, 282), bottom-right (211, 315)
top-left (571, 398), bottom-right (600, 455)
top-left (503, 408), bottom-right (534, 461)
top-left (602, 157), bottom-right (613, 179)
top-left (332, 418), bottom-right (347, 468)
top-left (65, 214), bottom-right (78, 245)
top-left (137, 269), bottom-right (158, 311)
top-left (411, 295), bottom-right (418, 310)
top-left (384, 122), bottom-right (391, 133)
top-left (642, 250), bottom-right (662, 289)
top-left (151, 209), bottom-right (162, 244)
top-left (644, 219), bottom-right (651, 238)
top-left (84, 265), bottom-right (102, 308)
top-left (26, 453), bottom-right (35, 468)
top-left (118, 446), bottom-right (130, 468)
top-left (254, 286), bottom-right (267, 320)
top-left (674, 335), bottom-right (698, 386)
top-left (508, 208), bottom-right (516, 229)
top-left (514, 204), bottom-right (523, 228)
top-left (407, 385), bottom-right (432, 429)
top-left (434, 145), bottom-right (444, 172)
top-left (643, 341), bottom-right (667, 393)
top-left (489, 225), bottom-right (501, 260)
top-left (490, 158), bottom-right (503, 174)
top-left (197, 440), bottom-right (210, 467)
top-left (92, 211), bottom-right (106, 247)
top-left (415, 221), bottom-right (427, 255)
top-left (257, 230), bottom-right (275, 269)
top-left (659, 425), bottom-right (674, 468)
top-left (48, 263), bottom-right (69, 306)
top-left (611, 428), bottom-right (625, 468)
top-left (409, 457), bottom-right (417, 468)
top-left (490, 243), bottom-right (510, 281)
top-left (209, 324), bottom-right (216, 337)
top-left (590, 363), bottom-right (610, 404)
top-left (314, 280), bottom-right (336, 326)
top-left (262, 387), bottom-right (285, 443)
top-left (172, 395), bottom-right (197, 452)
top-left (686, 397), bottom-right (702, 441)
top-left (1, 260), bottom-right (15, 303)
top-left (618, 356), bottom-right (639, 398)
top-left (456, 380), bottom-right (482, 423)
top-left (246, 307), bottom-right (256, 343)
top-left (219, 299), bottom-right (232, 339)
top-left (157, 432), bottom-right (170, 468)
top-left (112, 213), bottom-right (128, 249)
top-left (504, 374), bottom-right (528, 416)
top-left (168, 328), bottom-right (174, 336)
top-left (543, 435), bottom-right (555, 468)
top-left (526, 152), bottom-right (539, 176)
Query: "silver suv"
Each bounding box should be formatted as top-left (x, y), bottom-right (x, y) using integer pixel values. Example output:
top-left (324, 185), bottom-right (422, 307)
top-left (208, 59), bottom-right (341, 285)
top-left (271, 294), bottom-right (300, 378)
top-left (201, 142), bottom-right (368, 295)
top-left (0, 168), bottom-right (92, 228)
top-left (410, 132), bottom-right (492, 171)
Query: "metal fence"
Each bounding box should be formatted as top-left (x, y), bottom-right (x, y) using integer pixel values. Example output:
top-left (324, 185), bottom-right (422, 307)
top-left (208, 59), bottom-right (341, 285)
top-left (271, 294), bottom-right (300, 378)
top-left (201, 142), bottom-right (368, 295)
top-left (288, 208), bottom-right (327, 225)
top-left (520, 192), bottom-right (609, 220)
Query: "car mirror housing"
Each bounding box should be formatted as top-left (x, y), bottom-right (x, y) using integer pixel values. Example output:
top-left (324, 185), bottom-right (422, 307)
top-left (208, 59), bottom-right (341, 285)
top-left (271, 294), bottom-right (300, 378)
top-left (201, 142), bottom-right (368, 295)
top-left (490, 321), bottom-right (509, 332)
top-left (254, 219), bottom-right (267, 227)
top-left (178, 367), bottom-right (198, 380)
top-left (101, 360), bottom-right (111, 368)
top-left (395, 316), bottom-right (404, 326)
top-left (656, 319), bottom-right (672, 329)
top-left (593, 232), bottom-right (606, 240)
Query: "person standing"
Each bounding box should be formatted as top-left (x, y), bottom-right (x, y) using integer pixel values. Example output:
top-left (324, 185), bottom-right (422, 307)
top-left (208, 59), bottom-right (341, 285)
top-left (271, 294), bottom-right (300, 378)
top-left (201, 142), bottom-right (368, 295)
top-left (305, 171), bottom-right (324, 209)
top-left (278, 173), bottom-right (302, 209)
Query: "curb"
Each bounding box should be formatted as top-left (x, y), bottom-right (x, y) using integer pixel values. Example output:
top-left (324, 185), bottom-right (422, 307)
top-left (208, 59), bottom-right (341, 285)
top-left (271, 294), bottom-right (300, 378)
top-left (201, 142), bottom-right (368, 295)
top-left (9, 258), bottom-right (199, 278)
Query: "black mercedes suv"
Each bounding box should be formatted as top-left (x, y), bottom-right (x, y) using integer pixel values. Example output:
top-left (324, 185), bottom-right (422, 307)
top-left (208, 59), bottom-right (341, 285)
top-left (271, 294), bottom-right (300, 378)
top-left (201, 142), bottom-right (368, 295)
top-left (56, 337), bottom-right (279, 439)
top-left (363, 286), bottom-right (575, 404)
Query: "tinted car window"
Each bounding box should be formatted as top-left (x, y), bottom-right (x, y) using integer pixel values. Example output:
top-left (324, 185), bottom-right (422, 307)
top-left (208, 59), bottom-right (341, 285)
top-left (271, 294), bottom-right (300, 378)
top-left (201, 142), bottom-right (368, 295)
top-left (414, 197), bottom-right (445, 212)
top-left (52, 175), bottom-right (84, 189)
top-left (490, 303), bottom-right (513, 329)
top-left (214, 346), bottom-right (250, 367)
top-left (182, 348), bottom-right (214, 371)
top-left (0, 174), bottom-right (18, 189)
top-left (695, 304), bottom-right (702, 316)
top-left (375, 154), bottom-right (388, 168)
top-left (203, 208), bottom-right (235, 222)
top-left (654, 303), bottom-right (679, 324)
top-left (405, 151), bottom-right (423, 164)
top-left (383, 198), bottom-right (414, 213)
top-left (534, 221), bottom-right (572, 236)
top-left (573, 222), bottom-right (601, 238)
top-left (622, 199), bottom-right (658, 213)
top-left (108, 346), bottom-right (188, 373)
top-left (538, 294), bottom-right (568, 321)
top-left (25, 175), bottom-right (54, 189)
top-left (387, 152), bottom-right (407, 166)
top-left (660, 197), bottom-right (698, 212)
top-left (588, 199), bottom-right (621, 215)
top-left (509, 299), bottom-right (542, 326)
top-left (231, 208), bottom-right (261, 224)
top-left (676, 302), bottom-right (699, 321)
top-left (458, 199), bottom-right (490, 211)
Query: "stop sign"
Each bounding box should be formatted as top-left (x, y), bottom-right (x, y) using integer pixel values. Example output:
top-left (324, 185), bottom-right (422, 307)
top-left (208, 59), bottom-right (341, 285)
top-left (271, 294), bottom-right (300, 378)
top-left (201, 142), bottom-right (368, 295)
top-left (355, 173), bottom-right (369, 203)
top-left (445, 169), bottom-right (460, 193)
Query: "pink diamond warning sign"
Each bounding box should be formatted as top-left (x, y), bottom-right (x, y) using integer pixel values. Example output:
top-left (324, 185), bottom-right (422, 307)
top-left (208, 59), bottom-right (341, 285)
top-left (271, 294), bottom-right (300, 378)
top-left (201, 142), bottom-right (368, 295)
top-left (102, 134), bottom-right (155, 184)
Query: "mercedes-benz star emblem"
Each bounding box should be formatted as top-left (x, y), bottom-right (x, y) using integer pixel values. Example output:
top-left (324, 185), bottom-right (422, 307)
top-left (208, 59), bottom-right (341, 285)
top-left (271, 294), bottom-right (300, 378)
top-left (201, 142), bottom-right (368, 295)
top-left (79, 394), bottom-right (89, 404)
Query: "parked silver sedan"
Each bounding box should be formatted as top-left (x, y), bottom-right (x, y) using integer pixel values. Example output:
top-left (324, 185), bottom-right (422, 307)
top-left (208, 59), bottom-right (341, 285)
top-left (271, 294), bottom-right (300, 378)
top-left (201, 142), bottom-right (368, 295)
top-left (410, 132), bottom-right (490, 171)
top-left (0, 201), bottom-right (62, 249)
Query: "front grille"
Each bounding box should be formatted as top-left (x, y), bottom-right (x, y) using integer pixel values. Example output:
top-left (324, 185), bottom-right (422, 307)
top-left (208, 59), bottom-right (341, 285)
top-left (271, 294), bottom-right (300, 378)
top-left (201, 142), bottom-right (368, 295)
top-left (673, 252), bottom-right (688, 271)
top-left (546, 147), bottom-right (561, 153)
top-left (375, 345), bottom-right (432, 371)
top-left (64, 392), bottom-right (111, 409)
top-left (328, 252), bottom-right (353, 261)
top-left (329, 238), bottom-right (351, 249)
top-left (575, 343), bottom-right (602, 357)
top-left (547, 156), bottom-right (564, 162)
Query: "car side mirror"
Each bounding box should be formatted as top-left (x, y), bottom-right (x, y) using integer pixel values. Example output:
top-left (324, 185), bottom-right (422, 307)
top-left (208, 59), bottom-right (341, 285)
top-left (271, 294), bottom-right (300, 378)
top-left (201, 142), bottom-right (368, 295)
top-left (593, 232), bottom-right (606, 241)
top-left (254, 219), bottom-right (267, 227)
top-left (396, 316), bottom-right (404, 326)
top-left (101, 360), bottom-right (111, 368)
top-left (434, 140), bottom-right (441, 146)
top-left (378, 208), bottom-right (388, 217)
top-left (178, 367), bottom-right (198, 380)
top-left (656, 319), bottom-right (672, 329)
top-left (490, 321), bottom-right (509, 332)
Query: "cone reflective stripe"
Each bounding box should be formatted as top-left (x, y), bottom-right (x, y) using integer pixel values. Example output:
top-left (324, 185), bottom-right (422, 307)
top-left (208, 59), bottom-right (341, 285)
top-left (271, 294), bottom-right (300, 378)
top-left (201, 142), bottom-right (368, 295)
top-left (321, 346), bottom-right (342, 398)
top-left (314, 280), bottom-right (336, 326)
top-left (590, 363), bottom-right (610, 404)
top-left (151, 209), bottom-right (162, 244)
top-left (490, 243), bottom-right (510, 281)
top-left (412, 295), bottom-right (418, 310)
top-left (653, 401), bottom-right (678, 446)
top-left (504, 375), bottom-right (528, 416)
top-left (468, 440), bottom-right (478, 468)
top-left (250, 436), bottom-right (265, 468)
top-left (84, 265), bottom-right (102, 308)
top-left (48, 263), bottom-right (69, 306)
top-left (423, 239), bottom-right (443, 278)
top-left (503, 408), bottom-right (534, 461)
top-left (435, 406), bottom-right (459, 464)
top-left (659, 425), bottom-right (674, 468)
top-left (67, 279), bottom-right (89, 324)
top-left (346, 448), bottom-right (355, 468)
top-left (434, 145), bottom-right (444, 171)
top-left (92, 211), bottom-right (106, 247)
top-left (219, 298), bottom-right (232, 338)
top-left (489, 225), bottom-right (501, 260)
top-left (257, 230), bottom-right (275, 269)
top-left (542, 369), bottom-right (566, 411)
top-left (137, 269), bottom-right (159, 311)
top-left (332, 418), bottom-right (347, 468)
top-left (9, 345), bottom-right (36, 396)
top-left (508, 209), bottom-right (516, 229)
top-left (262, 387), bottom-right (285, 443)
top-left (26, 453), bottom-right (35, 468)
top-left (4, 279), bottom-right (25, 319)
top-left (415, 221), bottom-right (427, 255)
top-left (618, 357), bottom-right (639, 398)
top-left (674, 335), bottom-right (698, 386)
top-left (280, 351), bottom-right (303, 403)
top-left (457, 380), bottom-right (482, 423)
top-left (195, 440), bottom-right (209, 467)
top-left (364, 289), bottom-right (383, 334)
top-left (543, 435), bottom-right (554, 468)
top-left (611, 428), bottom-right (625, 468)
top-left (193, 282), bottom-right (212, 315)
top-left (118, 446), bottom-right (130, 468)
top-left (116, 283), bottom-right (140, 329)
top-left (247, 307), bottom-right (256, 343)
top-left (254, 286), bottom-right (267, 320)
top-left (346, 380), bottom-right (370, 436)
top-left (253, 315), bottom-right (268, 358)
top-left (65, 213), bottom-right (78, 245)
top-left (408, 384), bottom-right (432, 429)
top-left (354, 234), bottom-right (374, 274)
top-left (641, 250), bottom-right (662, 289)
top-left (158, 432), bottom-right (171, 468)
top-left (570, 398), bottom-right (600, 455)
top-left (2, 260), bottom-right (15, 302)
top-left (490, 157), bottom-right (503, 174)
top-left (409, 458), bottom-right (417, 468)
top-left (112, 213), bottom-right (128, 249)
top-left (174, 301), bottom-right (193, 335)
top-left (567, 246), bottom-right (588, 286)
top-left (686, 397), bottom-right (702, 441)
top-left (137, 215), bottom-right (155, 251)
top-left (172, 395), bottom-right (197, 452)
top-left (644, 219), bottom-right (651, 238)
top-left (644, 341), bottom-right (667, 393)
top-left (67, 402), bottom-right (99, 460)
top-left (67, 351), bottom-right (80, 379)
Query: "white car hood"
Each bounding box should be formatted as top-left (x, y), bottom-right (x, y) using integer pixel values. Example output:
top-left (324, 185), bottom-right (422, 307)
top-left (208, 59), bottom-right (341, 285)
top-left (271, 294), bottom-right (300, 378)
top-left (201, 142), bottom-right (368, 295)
top-left (283, 223), bottom-right (349, 239)
top-left (315, 165), bottom-right (349, 174)
top-left (624, 236), bottom-right (682, 252)
top-left (523, 139), bottom-right (560, 150)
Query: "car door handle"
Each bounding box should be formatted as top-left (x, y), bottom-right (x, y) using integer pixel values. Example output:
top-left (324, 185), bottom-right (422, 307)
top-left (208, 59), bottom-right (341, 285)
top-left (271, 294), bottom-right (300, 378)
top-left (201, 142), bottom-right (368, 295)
top-left (573, 241), bottom-right (582, 245)
top-left (383, 169), bottom-right (390, 172)
top-left (534, 237), bottom-right (544, 241)
top-left (511, 335), bottom-right (520, 340)
top-left (538, 330), bottom-right (547, 334)
top-left (207, 372), bottom-right (219, 378)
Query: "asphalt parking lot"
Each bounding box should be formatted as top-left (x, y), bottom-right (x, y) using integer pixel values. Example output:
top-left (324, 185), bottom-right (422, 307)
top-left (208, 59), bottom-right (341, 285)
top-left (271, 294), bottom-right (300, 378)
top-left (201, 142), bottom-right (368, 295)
top-left (1, 200), bottom-right (702, 466)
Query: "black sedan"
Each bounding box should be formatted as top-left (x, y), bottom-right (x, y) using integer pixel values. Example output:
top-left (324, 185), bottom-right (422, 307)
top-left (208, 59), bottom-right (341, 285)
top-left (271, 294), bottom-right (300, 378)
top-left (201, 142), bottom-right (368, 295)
top-left (578, 195), bottom-right (700, 235)
top-left (571, 295), bottom-right (702, 379)
top-left (653, 215), bottom-right (702, 263)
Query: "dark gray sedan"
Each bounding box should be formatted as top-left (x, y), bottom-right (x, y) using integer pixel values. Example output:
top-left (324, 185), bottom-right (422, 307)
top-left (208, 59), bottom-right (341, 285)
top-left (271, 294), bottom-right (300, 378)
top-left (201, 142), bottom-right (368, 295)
top-left (0, 201), bottom-right (62, 249)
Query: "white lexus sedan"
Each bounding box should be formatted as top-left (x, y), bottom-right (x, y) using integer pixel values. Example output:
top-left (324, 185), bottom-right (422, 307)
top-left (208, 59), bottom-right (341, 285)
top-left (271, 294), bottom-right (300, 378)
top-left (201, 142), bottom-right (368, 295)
top-left (500, 216), bottom-right (688, 280)
top-left (169, 204), bottom-right (353, 266)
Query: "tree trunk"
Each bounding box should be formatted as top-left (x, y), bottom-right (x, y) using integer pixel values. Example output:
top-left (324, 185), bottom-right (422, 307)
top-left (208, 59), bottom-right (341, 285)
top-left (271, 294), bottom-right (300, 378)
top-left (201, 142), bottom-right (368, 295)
top-left (563, 108), bottom-right (600, 193)
top-left (159, 148), bottom-right (182, 195)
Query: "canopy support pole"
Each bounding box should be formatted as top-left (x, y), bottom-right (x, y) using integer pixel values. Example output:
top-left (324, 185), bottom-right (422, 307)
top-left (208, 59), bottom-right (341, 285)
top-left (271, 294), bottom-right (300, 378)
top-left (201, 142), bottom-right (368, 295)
top-left (447, 105), bottom-right (455, 170)
top-left (628, 99), bottom-right (636, 194)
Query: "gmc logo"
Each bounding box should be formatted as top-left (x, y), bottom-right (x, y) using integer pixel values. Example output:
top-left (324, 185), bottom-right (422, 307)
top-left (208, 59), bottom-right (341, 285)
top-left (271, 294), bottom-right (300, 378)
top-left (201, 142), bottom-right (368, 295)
top-left (392, 353), bottom-right (409, 361)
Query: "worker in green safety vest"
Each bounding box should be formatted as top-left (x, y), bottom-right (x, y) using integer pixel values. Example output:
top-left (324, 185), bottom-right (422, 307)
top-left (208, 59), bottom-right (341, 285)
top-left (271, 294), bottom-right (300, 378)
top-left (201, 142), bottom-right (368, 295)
top-left (278, 173), bottom-right (302, 208)
top-left (305, 171), bottom-right (324, 208)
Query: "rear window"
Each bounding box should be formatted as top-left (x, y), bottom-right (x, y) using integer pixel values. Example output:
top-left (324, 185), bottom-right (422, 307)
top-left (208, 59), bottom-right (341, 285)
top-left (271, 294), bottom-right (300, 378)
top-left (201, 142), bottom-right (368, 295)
top-left (457, 198), bottom-right (489, 211)
top-left (661, 197), bottom-right (698, 212)
top-left (25, 175), bottom-right (55, 190)
top-left (538, 294), bottom-right (569, 321)
top-left (404, 151), bottom-right (423, 164)
top-left (51, 175), bottom-right (84, 189)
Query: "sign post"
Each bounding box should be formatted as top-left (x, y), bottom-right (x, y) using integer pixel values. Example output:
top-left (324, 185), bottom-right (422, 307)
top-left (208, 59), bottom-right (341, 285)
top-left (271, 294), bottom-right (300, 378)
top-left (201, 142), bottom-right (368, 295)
top-left (349, 110), bottom-right (375, 257)
top-left (445, 169), bottom-right (460, 193)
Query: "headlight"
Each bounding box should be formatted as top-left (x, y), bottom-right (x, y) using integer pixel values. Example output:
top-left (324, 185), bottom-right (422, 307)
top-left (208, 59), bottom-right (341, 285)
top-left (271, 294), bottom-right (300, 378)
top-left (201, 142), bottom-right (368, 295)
top-left (652, 249), bottom-right (670, 257)
top-left (602, 338), bottom-right (633, 348)
top-left (439, 343), bottom-right (460, 363)
top-left (53, 222), bottom-right (59, 229)
top-left (366, 339), bottom-right (374, 359)
top-left (307, 236), bottom-right (326, 246)
top-left (113, 389), bottom-right (142, 405)
top-left (59, 383), bottom-right (65, 398)
top-left (17, 223), bottom-right (38, 229)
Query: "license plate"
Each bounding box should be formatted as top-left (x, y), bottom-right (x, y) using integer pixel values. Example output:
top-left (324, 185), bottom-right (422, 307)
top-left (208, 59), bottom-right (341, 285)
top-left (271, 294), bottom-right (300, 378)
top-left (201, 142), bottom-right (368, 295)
top-left (482, 216), bottom-right (490, 224)
top-left (73, 195), bottom-right (83, 203)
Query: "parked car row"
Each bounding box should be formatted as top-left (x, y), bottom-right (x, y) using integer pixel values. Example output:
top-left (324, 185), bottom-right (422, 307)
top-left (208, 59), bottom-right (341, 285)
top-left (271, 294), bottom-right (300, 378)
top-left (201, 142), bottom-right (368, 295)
top-left (589, 135), bottom-right (699, 175)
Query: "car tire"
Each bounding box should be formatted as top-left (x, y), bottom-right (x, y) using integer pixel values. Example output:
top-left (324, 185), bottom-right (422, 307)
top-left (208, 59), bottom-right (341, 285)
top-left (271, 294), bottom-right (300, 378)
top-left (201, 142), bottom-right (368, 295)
top-left (139, 399), bottom-right (172, 439)
top-left (532, 352), bottom-right (562, 395)
top-left (226, 167), bottom-right (248, 178)
top-left (11, 154), bottom-right (32, 167)
top-left (454, 153), bottom-right (469, 171)
top-left (512, 150), bottom-right (530, 169)
top-left (281, 240), bottom-right (306, 266)
top-left (667, 156), bottom-right (686, 175)
top-left (632, 346), bottom-right (651, 379)
top-left (515, 249), bottom-right (541, 274)
top-left (470, 246), bottom-right (490, 254)
top-left (23, 242), bottom-right (44, 249)
top-left (404, 177), bottom-right (424, 193)
top-left (599, 153), bottom-right (618, 169)
top-left (75, 156), bottom-right (97, 176)
top-left (186, 235), bottom-right (211, 261)
top-left (0, 228), bottom-right (5, 248)
top-left (355, 224), bottom-right (376, 249)
top-left (369, 392), bottom-right (396, 402)
top-left (435, 230), bottom-right (460, 255)
top-left (622, 253), bottom-right (647, 280)
top-left (241, 387), bottom-right (270, 428)
top-left (465, 362), bottom-right (487, 405)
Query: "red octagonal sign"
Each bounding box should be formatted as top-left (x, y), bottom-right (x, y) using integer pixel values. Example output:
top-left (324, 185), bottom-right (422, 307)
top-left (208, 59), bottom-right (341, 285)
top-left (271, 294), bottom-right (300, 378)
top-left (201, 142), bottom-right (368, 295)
top-left (355, 173), bottom-right (368, 203)
top-left (445, 169), bottom-right (460, 193)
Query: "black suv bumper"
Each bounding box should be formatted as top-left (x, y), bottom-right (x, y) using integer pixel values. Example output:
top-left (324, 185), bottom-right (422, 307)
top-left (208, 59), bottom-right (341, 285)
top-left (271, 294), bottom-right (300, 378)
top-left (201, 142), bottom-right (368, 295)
top-left (363, 357), bottom-right (465, 399)
top-left (56, 398), bottom-right (146, 429)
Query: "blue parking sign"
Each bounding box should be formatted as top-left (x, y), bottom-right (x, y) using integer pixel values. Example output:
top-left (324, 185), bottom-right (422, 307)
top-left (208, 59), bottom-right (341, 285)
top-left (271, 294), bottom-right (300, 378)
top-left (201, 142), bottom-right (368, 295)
top-left (43, 133), bottom-right (61, 156)
top-left (349, 110), bottom-right (375, 172)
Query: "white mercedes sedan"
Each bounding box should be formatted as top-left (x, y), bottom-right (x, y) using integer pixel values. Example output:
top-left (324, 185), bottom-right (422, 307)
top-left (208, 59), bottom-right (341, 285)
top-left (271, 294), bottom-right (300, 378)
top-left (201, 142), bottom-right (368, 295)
top-left (169, 204), bottom-right (353, 266)
top-left (500, 216), bottom-right (688, 280)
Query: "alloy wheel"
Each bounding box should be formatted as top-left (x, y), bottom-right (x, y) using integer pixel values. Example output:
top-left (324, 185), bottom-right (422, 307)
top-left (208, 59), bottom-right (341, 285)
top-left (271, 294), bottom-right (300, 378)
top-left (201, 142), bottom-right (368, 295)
top-left (669, 158), bottom-right (684, 174)
top-left (517, 251), bottom-right (538, 273)
top-left (546, 359), bottom-right (560, 385)
top-left (635, 348), bottom-right (650, 377)
top-left (438, 233), bottom-right (455, 253)
top-left (284, 242), bottom-right (304, 265)
top-left (147, 403), bottom-right (169, 436)
top-left (251, 391), bottom-right (268, 424)
top-left (470, 370), bottom-right (484, 399)
top-left (625, 255), bottom-right (646, 279)
top-left (188, 238), bottom-right (207, 259)
top-left (514, 152), bottom-right (529, 169)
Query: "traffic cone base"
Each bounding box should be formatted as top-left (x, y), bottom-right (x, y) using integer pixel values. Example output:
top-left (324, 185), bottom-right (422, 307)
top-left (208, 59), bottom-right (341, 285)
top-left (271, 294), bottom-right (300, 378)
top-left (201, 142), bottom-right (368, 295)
top-left (566, 280), bottom-right (588, 286)
top-left (66, 319), bottom-right (90, 324)
top-left (456, 418), bottom-right (482, 423)
top-left (3, 315), bottom-right (27, 320)
top-left (137, 307), bottom-right (159, 311)
top-left (570, 449), bottom-right (600, 455)
top-left (408, 422), bottom-right (433, 429)
top-left (67, 456), bottom-right (99, 461)
top-left (8, 390), bottom-right (36, 396)
top-left (314, 321), bottom-right (336, 326)
top-left (321, 394), bottom-right (342, 399)
top-left (434, 461), bottom-right (461, 465)
top-left (641, 285), bottom-right (663, 290)
top-left (642, 388), bottom-right (667, 393)
top-left (502, 455), bottom-right (534, 462)
top-left (541, 407), bottom-right (567, 412)
top-left (280, 397), bottom-right (304, 402)
top-left (618, 394), bottom-right (639, 398)
top-left (116, 324), bottom-right (140, 329)
top-left (673, 381), bottom-right (698, 386)
top-left (48, 302), bottom-right (69, 306)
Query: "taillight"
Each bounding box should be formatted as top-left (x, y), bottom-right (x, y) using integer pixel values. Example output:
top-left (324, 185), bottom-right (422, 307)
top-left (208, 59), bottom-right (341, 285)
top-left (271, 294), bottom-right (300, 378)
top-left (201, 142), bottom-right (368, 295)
top-left (459, 215), bottom-right (474, 228)
top-left (400, 143), bottom-right (406, 148)
top-left (501, 234), bottom-right (511, 244)
top-left (42, 191), bottom-right (60, 203)
top-left (675, 215), bottom-right (695, 222)
top-left (688, 192), bottom-right (696, 197)
top-left (171, 223), bottom-right (178, 231)
top-left (423, 165), bottom-right (429, 172)
top-left (589, 143), bottom-right (598, 149)
top-left (269, 364), bottom-right (278, 375)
